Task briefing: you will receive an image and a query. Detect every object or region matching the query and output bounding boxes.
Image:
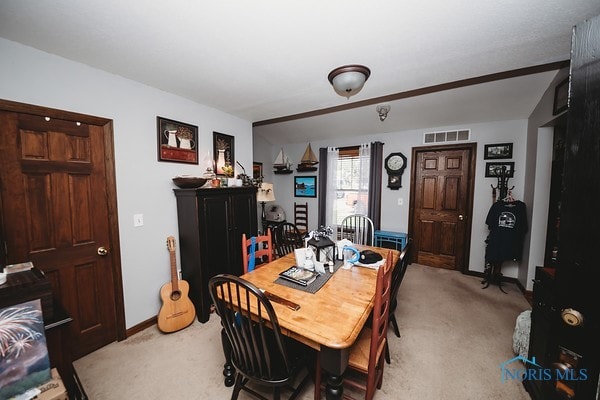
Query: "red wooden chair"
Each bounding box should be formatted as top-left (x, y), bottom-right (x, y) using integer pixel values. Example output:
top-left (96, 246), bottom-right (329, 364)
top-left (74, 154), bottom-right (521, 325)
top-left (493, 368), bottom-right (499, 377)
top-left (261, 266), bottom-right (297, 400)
top-left (314, 250), bottom-right (393, 400)
top-left (241, 229), bottom-right (273, 274)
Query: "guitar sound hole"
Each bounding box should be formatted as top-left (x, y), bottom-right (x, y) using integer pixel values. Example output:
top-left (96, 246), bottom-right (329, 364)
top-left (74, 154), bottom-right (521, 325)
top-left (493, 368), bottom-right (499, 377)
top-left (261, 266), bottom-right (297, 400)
top-left (171, 291), bottom-right (182, 301)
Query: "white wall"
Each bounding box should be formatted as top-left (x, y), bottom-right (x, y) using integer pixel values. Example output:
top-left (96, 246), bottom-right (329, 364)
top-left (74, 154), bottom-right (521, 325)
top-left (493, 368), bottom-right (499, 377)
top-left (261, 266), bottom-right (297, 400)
top-left (0, 38), bottom-right (253, 328)
top-left (521, 68), bottom-right (569, 290)
top-left (255, 119), bottom-right (529, 277)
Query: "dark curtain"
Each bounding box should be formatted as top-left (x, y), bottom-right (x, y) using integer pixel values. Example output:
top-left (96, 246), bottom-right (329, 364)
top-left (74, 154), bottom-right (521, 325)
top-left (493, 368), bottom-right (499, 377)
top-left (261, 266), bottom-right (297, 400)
top-left (368, 141), bottom-right (384, 230)
top-left (318, 147), bottom-right (328, 227)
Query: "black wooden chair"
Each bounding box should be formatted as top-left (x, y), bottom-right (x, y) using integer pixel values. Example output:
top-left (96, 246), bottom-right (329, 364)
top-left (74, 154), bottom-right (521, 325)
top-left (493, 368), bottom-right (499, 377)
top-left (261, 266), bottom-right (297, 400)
top-left (390, 239), bottom-right (411, 337)
top-left (385, 238), bottom-right (412, 364)
top-left (273, 222), bottom-right (304, 258)
top-left (209, 274), bottom-right (311, 400)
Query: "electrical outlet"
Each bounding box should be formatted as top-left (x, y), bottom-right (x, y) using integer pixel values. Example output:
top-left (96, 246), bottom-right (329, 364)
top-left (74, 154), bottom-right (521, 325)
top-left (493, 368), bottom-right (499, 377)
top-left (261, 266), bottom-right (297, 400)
top-left (133, 213), bottom-right (144, 227)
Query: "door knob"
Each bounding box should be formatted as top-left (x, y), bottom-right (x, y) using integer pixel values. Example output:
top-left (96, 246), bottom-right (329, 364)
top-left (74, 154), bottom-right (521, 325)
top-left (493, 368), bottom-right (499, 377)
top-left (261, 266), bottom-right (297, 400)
top-left (561, 308), bottom-right (584, 327)
top-left (97, 247), bottom-right (109, 256)
top-left (458, 215), bottom-right (464, 221)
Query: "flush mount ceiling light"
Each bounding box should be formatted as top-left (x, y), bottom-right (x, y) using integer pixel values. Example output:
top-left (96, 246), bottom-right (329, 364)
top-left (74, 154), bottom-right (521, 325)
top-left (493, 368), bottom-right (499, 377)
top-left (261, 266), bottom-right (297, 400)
top-left (376, 104), bottom-right (391, 121)
top-left (328, 64), bottom-right (371, 99)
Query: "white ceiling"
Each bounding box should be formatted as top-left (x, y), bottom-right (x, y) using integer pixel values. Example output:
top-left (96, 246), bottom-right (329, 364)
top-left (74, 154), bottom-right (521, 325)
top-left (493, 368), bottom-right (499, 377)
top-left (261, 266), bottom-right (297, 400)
top-left (1, 1), bottom-right (599, 144)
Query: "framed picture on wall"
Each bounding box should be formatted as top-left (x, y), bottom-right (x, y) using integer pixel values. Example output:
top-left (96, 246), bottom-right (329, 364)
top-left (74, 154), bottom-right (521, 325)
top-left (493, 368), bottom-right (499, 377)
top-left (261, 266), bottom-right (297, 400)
top-left (294, 176), bottom-right (317, 198)
top-left (485, 162), bottom-right (515, 178)
top-left (253, 162), bottom-right (263, 179)
top-left (484, 143), bottom-right (513, 160)
top-left (553, 78), bottom-right (569, 115)
top-left (213, 132), bottom-right (235, 177)
top-left (157, 116), bottom-right (198, 164)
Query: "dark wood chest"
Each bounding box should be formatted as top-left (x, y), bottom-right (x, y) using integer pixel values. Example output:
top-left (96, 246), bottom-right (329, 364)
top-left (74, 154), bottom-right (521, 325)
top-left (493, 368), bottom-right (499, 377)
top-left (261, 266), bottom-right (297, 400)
top-left (0, 267), bottom-right (53, 321)
top-left (525, 14), bottom-right (600, 400)
top-left (174, 186), bottom-right (257, 322)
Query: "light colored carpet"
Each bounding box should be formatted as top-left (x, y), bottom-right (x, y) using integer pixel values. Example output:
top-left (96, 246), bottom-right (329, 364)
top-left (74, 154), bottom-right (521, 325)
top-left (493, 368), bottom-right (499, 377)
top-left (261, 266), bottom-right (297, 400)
top-left (74, 264), bottom-right (532, 399)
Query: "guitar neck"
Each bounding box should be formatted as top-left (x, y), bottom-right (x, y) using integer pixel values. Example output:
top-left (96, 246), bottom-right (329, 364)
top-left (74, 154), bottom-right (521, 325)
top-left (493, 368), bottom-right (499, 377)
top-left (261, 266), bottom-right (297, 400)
top-left (170, 250), bottom-right (180, 292)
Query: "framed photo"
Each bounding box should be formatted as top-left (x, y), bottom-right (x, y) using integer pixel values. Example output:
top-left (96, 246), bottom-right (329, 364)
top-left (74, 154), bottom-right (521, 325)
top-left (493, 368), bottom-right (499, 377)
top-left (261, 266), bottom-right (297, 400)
top-left (484, 143), bottom-right (513, 160)
top-left (294, 176), bottom-right (317, 198)
top-left (213, 132), bottom-right (235, 177)
top-left (157, 116), bottom-right (198, 164)
top-left (553, 78), bottom-right (569, 115)
top-left (485, 162), bottom-right (515, 178)
top-left (253, 162), bottom-right (263, 179)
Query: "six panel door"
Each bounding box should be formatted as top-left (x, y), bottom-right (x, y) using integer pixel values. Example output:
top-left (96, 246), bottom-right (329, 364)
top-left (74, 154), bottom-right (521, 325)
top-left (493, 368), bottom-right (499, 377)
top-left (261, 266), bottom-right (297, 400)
top-left (0, 111), bottom-right (119, 358)
top-left (412, 147), bottom-right (473, 270)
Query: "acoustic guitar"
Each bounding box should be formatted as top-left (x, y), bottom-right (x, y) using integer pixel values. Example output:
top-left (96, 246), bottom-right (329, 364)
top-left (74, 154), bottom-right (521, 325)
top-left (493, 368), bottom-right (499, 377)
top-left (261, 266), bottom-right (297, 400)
top-left (157, 236), bottom-right (196, 333)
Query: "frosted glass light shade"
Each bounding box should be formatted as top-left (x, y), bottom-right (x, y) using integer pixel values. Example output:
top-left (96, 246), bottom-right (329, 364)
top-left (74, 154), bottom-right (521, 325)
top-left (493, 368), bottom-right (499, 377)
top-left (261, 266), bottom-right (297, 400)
top-left (328, 65), bottom-right (371, 98)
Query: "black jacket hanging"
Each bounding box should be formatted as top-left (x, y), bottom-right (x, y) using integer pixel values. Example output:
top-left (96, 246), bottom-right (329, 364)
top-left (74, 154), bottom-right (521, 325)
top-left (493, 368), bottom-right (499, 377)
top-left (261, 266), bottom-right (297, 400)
top-left (485, 200), bottom-right (528, 263)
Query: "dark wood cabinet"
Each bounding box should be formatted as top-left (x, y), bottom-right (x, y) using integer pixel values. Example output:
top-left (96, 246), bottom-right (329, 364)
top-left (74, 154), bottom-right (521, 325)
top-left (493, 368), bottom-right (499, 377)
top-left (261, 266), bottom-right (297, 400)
top-left (526, 267), bottom-right (560, 399)
top-left (543, 124), bottom-right (565, 268)
top-left (174, 187), bottom-right (257, 322)
top-left (525, 15), bottom-right (600, 400)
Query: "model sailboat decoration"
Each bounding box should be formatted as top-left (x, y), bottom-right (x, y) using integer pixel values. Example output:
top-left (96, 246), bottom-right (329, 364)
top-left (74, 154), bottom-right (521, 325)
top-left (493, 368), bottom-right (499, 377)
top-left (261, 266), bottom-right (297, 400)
top-left (296, 143), bottom-right (319, 172)
top-left (273, 148), bottom-right (293, 174)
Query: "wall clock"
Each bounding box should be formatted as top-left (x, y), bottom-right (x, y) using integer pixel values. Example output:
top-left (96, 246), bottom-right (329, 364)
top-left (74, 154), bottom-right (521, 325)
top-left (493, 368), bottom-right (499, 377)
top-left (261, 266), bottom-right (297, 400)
top-left (384, 152), bottom-right (407, 190)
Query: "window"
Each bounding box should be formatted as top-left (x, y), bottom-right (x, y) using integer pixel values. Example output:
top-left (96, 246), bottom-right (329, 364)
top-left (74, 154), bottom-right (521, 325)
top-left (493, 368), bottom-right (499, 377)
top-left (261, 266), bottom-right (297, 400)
top-left (320, 142), bottom-right (382, 231)
top-left (331, 146), bottom-right (370, 225)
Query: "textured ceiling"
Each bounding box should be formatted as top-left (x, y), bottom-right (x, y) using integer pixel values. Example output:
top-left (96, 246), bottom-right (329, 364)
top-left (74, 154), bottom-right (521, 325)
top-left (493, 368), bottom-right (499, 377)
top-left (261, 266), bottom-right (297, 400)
top-left (1, 1), bottom-right (599, 143)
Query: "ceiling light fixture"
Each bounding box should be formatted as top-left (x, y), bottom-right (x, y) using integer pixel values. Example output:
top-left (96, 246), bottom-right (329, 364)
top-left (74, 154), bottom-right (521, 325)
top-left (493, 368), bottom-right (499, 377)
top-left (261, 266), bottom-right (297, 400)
top-left (328, 64), bottom-right (371, 99)
top-left (376, 104), bottom-right (391, 121)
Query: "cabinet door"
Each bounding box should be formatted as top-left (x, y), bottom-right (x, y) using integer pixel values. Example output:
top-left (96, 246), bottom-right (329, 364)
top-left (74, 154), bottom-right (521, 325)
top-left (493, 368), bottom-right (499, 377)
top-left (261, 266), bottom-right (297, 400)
top-left (200, 195), bottom-right (234, 278)
top-left (550, 15), bottom-right (600, 399)
top-left (229, 192), bottom-right (258, 275)
top-left (526, 278), bottom-right (557, 399)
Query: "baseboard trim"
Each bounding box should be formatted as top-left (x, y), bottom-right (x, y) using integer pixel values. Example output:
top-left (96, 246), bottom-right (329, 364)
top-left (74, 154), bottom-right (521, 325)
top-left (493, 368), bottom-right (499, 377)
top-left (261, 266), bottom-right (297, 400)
top-left (125, 316), bottom-right (157, 338)
top-left (515, 280), bottom-right (533, 306)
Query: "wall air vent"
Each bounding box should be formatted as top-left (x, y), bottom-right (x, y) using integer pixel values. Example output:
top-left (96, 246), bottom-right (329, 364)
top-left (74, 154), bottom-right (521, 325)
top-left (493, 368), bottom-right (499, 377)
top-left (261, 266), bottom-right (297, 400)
top-left (423, 129), bottom-right (470, 144)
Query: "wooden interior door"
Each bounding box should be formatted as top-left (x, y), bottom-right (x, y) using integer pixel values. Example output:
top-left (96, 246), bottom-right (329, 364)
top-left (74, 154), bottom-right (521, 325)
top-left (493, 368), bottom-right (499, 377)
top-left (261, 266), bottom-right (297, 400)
top-left (0, 102), bottom-right (124, 359)
top-left (409, 144), bottom-right (475, 270)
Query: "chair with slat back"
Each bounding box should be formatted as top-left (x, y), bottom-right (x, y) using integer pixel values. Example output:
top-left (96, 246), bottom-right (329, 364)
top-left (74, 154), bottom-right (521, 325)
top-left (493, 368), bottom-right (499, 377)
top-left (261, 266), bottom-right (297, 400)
top-left (209, 274), bottom-right (311, 400)
top-left (389, 238), bottom-right (411, 338)
top-left (339, 214), bottom-right (375, 245)
top-left (314, 250), bottom-right (394, 400)
top-left (242, 229), bottom-right (273, 274)
top-left (294, 202), bottom-right (308, 235)
top-left (273, 223), bottom-right (304, 258)
top-left (384, 238), bottom-right (412, 364)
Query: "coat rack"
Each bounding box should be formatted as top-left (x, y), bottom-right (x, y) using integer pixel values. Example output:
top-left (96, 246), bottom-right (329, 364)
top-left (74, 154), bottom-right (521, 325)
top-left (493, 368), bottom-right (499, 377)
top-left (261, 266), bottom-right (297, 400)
top-left (485, 165), bottom-right (517, 293)
top-left (490, 165), bottom-right (514, 203)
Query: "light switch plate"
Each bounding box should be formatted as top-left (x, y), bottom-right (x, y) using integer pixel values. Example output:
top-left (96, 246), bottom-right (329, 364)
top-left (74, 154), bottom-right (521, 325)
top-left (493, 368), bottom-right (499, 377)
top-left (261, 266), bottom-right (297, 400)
top-left (133, 213), bottom-right (144, 227)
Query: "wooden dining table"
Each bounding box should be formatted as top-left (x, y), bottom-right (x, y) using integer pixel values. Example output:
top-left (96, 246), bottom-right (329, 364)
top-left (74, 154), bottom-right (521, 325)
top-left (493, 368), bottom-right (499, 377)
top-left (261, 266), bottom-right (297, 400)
top-left (218, 245), bottom-right (400, 400)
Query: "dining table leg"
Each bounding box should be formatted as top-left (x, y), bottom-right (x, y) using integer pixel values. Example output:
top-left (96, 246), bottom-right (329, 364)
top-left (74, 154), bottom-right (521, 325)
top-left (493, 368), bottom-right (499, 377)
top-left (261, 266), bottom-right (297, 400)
top-left (320, 346), bottom-right (349, 400)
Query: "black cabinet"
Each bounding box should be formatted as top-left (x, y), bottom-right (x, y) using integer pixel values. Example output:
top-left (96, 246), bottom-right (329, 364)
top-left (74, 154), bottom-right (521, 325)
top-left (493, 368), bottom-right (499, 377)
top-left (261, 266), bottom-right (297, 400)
top-left (174, 187), bottom-right (257, 322)
top-left (543, 124), bottom-right (565, 268)
top-left (526, 15), bottom-right (600, 400)
top-left (525, 267), bottom-right (559, 399)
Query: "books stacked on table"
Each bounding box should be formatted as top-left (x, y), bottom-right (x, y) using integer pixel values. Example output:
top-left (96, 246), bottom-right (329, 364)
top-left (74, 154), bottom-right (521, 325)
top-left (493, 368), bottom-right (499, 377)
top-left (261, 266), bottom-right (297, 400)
top-left (279, 266), bottom-right (318, 286)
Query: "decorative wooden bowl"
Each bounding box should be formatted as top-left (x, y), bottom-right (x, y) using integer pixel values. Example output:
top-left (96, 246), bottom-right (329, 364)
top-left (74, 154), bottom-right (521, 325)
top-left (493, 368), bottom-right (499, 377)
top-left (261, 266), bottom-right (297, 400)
top-left (172, 176), bottom-right (208, 189)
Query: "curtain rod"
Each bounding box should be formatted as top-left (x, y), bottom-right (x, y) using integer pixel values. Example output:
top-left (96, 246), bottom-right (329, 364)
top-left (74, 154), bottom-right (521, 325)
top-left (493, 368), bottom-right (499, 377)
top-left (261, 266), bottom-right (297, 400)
top-left (320, 141), bottom-right (384, 152)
